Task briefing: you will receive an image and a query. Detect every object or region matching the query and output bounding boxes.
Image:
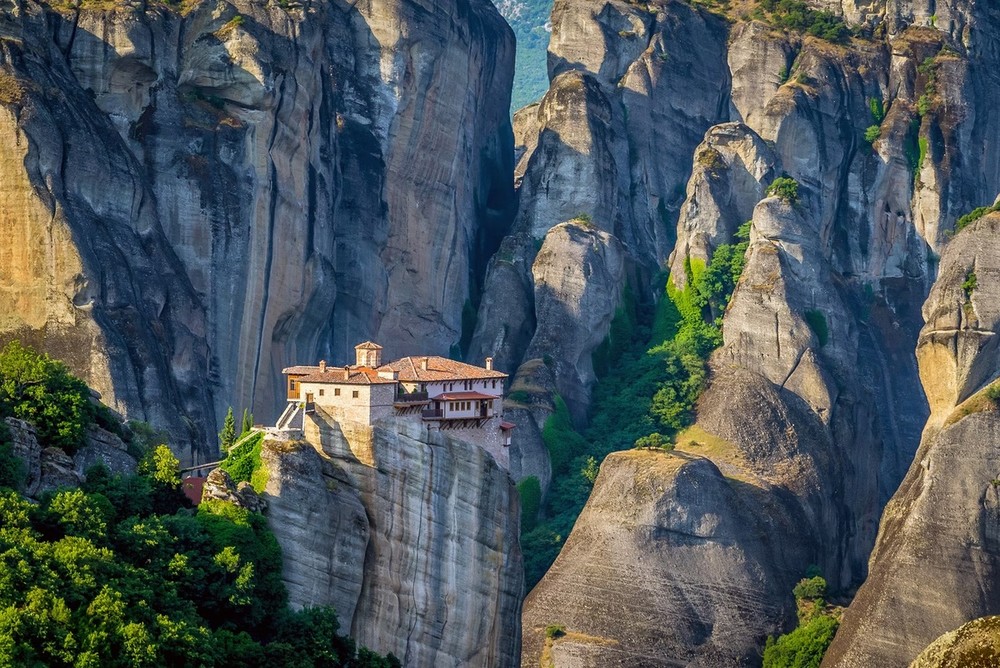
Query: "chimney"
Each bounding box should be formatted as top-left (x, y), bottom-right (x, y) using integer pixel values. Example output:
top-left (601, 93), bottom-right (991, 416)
top-left (485, 357), bottom-right (494, 371)
top-left (343, 368), bottom-right (350, 380)
top-left (319, 360), bottom-right (327, 373)
top-left (421, 358), bottom-right (429, 371)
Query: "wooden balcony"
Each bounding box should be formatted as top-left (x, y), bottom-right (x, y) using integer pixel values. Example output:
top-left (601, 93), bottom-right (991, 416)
top-left (395, 390), bottom-right (429, 404)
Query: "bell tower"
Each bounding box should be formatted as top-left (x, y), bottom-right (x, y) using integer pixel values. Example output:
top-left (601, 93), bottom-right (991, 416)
top-left (354, 341), bottom-right (383, 367)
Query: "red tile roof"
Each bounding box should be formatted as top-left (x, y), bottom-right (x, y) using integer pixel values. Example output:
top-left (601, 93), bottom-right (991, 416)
top-left (378, 356), bottom-right (507, 381)
top-left (355, 341), bottom-right (383, 350)
top-left (435, 391), bottom-right (498, 400)
top-left (283, 365), bottom-right (322, 375)
top-left (297, 367), bottom-right (396, 385)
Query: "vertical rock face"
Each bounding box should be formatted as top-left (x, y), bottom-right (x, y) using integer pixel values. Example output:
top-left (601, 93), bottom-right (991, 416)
top-left (516, 0), bottom-right (1000, 665)
top-left (261, 417), bottom-right (523, 668)
top-left (0, 0), bottom-right (514, 461)
top-left (823, 212), bottom-right (1000, 668)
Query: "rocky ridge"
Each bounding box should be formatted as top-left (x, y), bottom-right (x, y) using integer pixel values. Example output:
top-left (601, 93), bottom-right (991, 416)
top-left (823, 211), bottom-right (1000, 667)
top-left (510, 0), bottom-right (1000, 664)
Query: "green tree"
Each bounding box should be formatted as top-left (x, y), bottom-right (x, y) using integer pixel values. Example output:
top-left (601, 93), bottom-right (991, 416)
top-left (767, 176), bottom-right (800, 204)
top-left (240, 408), bottom-right (254, 437)
top-left (517, 477), bottom-right (542, 532)
top-left (0, 341), bottom-right (95, 453)
top-left (219, 407), bottom-right (237, 455)
top-left (793, 576), bottom-right (827, 602)
top-left (138, 445), bottom-right (180, 489)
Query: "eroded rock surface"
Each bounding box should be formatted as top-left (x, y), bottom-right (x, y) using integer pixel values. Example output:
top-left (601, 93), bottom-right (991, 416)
top-left (0, 0), bottom-right (515, 461)
top-left (262, 417), bottom-right (523, 667)
top-left (824, 212), bottom-right (1000, 668)
top-left (517, 0), bottom-right (1000, 664)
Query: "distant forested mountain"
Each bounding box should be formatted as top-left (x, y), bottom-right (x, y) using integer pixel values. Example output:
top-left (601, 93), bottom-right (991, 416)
top-left (493, 0), bottom-right (552, 110)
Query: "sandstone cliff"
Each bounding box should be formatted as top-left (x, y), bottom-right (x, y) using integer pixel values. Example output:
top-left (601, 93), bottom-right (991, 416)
top-left (513, 0), bottom-right (1000, 664)
top-left (260, 416), bottom-right (523, 667)
top-left (823, 212), bottom-right (1000, 667)
top-left (0, 0), bottom-right (515, 461)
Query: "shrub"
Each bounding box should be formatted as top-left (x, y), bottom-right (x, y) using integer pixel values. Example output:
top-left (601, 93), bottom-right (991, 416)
top-left (0, 440), bottom-right (23, 491)
top-left (793, 576), bottom-right (827, 602)
top-left (507, 390), bottom-right (532, 404)
top-left (767, 176), bottom-right (800, 204)
top-left (956, 204), bottom-right (1000, 232)
top-left (634, 433), bottom-right (674, 450)
top-left (864, 125), bottom-right (881, 145)
top-left (804, 310), bottom-right (829, 346)
top-left (758, 0), bottom-right (849, 42)
top-left (518, 476), bottom-right (542, 532)
top-left (985, 384), bottom-right (1000, 403)
top-left (541, 397), bottom-right (588, 475)
top-left (869, 97), bottom-right (885, 124)
top-left (545, 625), bottom-right (567, 639)
top-left (963, 271), bottom-right (977, 301)
top-left (763, 614), bottom-right (839, 668)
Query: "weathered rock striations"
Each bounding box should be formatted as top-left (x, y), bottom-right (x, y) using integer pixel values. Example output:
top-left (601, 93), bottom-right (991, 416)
top-left (517, 0), bottom-right (1000, 664)
top-left (0, 0), bottom-right (515, 461)
top-left (261, 416), bottom-right (523, 668)
top-left (823, 212), bottom-right (1000, 668)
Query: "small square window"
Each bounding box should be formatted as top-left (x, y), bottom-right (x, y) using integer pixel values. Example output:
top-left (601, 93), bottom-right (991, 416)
top-left (352, 390), bottom-right (359, 398)
top-left (334, 388), bottom-right (341, 396)
top-left (319, 389), bottom-right (325, 396)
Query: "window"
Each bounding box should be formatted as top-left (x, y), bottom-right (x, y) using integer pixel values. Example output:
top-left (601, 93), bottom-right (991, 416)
top-left (492, 380), bottom-right (496, 389)
top-left (319, 389), bottom-right (325, 396)
top-left (335, 388), bottom-right (341, 396)
top-left (352, 390), bottom-right (359, 398)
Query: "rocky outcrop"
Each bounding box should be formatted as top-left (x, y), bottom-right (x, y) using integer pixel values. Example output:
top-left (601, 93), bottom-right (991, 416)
top-left (517, 0), bottom-right (1000, 663)
top-left (522, 449), bottom-right (807, 667)
top-left (202, 467), bottom-right (267, 513)
top-left (823, 212), bottom-right (1000, 667)
top-left (262, 416), bottom-right (522, 667)
top-left (73, 426), bottom-right (137, 479)
top-left (669, 122), bottom-right (777, 286)
top-left (0, 0), bottom-right (515, 461)
top-left (6, 417), bottom-right (137, 496)
top-left (910, 616), bottom-right (1000, 668)
top-left (6, 418), bottom-right (42, 497)
top-left (524, 221), bottom-right (624, 420)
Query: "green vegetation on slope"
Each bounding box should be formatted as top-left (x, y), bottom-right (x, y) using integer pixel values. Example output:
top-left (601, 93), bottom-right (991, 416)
top-left (956, 203), bottom-right (1000, 233)
top-left (520, 224), bottom-right (751, 589)
top-left (763, 575), bottom-right (841, 668)
top-left (0, 341), bottom-right (104, 455)
top-left (0, 342), bottom-right (398, 668)
top-left (492, 0), bottom-right (553, 111)
top-left (221, 430), bottom-right (268, 494)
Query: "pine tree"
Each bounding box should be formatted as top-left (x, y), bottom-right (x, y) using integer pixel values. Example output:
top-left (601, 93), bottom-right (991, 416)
top-left (219, 407), bottom-right (236, 454)
top-left (240, 408), bottom-right (254, 437)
